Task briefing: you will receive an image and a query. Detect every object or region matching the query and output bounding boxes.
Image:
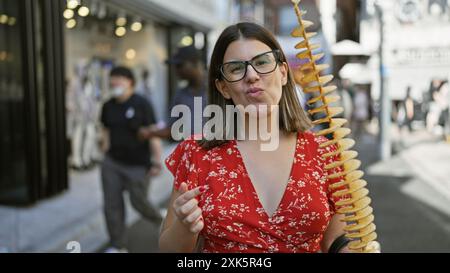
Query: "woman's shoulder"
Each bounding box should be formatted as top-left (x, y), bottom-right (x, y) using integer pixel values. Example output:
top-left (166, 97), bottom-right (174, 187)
top-left (169, 135), bottom-right (232, 157)
top-left (165, 135), bottom-right (234, 178)
top-left (299, 130), bottom-right (329, 146)
top-left (172, 135), bottom-right (206, 154)
top-left (298, 130), bottom-right (338, 160)
top-left (165, 135), bottom-right (204, 175)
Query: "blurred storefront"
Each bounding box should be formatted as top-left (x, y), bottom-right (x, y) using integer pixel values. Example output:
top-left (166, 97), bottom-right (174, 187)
top-left (360, 0), bottom-right (450, 102)
top-left (0, 0), bottom-right (67, 205)
top-left (327, 0), bottom-right (450, 102)
top-left (0, 0), bottom-right (221, 206)
top-left (64, 0), bottom-right (215, 125)
top-left (63, 0), bottom-right (217, 173)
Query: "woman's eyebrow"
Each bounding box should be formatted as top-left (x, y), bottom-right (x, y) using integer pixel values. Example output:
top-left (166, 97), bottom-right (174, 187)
top-left (224, 51), bottom-right (270, 63)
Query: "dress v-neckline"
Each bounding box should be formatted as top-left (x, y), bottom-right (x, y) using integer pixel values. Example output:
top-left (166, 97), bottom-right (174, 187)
top-left (233, 132), bottom-right (299, 220)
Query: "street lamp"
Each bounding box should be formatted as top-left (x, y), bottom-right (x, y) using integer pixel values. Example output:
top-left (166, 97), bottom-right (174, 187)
top-left (0, 14), bottom-right (8, 24)
top-left (78, 6), bottom-right (90, 17)
top-left (375, 1), bottom-right (391, 161)
top-left (63, 9), bottom-right (74, 19)
top-left (66, 19), bottom-right (77, 29)
top-left (131, 19), bottom-right (143, 32)
top-left (67, 0), bottom-right (79, 10)
top-left (115, 26), bottom-right (126, 37)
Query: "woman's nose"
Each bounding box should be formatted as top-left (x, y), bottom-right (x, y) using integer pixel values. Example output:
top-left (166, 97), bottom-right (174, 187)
top-left (245, 64), bottom-right (260, 82)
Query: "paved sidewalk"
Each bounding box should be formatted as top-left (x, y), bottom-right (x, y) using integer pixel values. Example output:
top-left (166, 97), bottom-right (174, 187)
top-left (368, 132), bottom-right (450, 202)
top-left (0, 142), bottom-right (177, 253)
top-left (361, 131), bottom-right (450, 252)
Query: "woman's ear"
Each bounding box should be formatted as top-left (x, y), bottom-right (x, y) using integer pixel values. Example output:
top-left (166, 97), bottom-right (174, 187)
top-left (280, 62), bottom-right (289, 86)
top-left (215, 79), bottom-right (232, 100)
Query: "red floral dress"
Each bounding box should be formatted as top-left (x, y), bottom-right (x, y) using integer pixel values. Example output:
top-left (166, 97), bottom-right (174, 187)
top-left (165, 131), bottom-right (342, 253)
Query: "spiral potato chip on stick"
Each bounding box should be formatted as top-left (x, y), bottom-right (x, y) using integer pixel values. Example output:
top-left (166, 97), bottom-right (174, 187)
top-left (291, 0), bottom-right (380, 253)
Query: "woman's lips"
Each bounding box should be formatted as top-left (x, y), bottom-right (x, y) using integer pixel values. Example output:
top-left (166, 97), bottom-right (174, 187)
top-left (246, 87), bottom-right (264, 97)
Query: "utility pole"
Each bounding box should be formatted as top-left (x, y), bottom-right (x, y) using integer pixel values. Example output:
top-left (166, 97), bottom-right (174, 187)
top-left (375, 1), bottom-right (391, 161)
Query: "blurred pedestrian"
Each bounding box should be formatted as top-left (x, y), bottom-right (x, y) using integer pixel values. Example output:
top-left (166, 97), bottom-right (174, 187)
top-left (398, 86), bottom-right (415, 134)
top-left (437, 81), bottom-right (450, 140)
top-left (335, 79), bottom-right (354, 122)
top-left (424, 78), bottom-right (442, 122)
top-left (426, 80), bottom-right (448, 134)
top-left (351, 86), bottom-right (370, 139)
top-left (100, 66), bottom-right (163, 253)
top-left (138, 46), bottom-right (207, 141)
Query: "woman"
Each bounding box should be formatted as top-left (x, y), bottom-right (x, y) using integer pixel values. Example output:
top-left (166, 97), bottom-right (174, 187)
top-left (159, 22), bottom-right (352, 253)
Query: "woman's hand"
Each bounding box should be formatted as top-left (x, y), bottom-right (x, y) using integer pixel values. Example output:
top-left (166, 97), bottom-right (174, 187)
top-left (173, 182), bottom-right (206, 234)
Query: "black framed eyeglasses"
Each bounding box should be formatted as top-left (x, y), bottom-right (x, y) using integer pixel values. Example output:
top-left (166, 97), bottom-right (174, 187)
top-left (219, 50), bottom-right (281, 83)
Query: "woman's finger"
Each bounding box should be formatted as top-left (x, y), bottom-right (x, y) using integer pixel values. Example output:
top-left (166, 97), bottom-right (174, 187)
top-left (175, 185), bottom-right (206, 207)
top-left (183, 207), bottom-right (203, 224)
top-left (178, 198), bottom-right (199, 217)
top-left (189, 217), bottom-right (204, 234)
top-left (178, 182), bottom-right (188, 194)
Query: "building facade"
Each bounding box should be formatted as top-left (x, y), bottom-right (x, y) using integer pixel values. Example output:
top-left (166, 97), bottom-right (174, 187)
top-left (0, 0), bottom-right (229, 206)
top-left (360, 0), bottom-right (450, 101)
top-left (0, 0), bottom-right (67, 205)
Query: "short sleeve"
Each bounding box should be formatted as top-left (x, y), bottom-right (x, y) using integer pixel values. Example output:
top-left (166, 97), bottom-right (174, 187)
top-left (316, 136), bottom-right (346, 215)
top-left (164, 138), bottom-right (201, 191)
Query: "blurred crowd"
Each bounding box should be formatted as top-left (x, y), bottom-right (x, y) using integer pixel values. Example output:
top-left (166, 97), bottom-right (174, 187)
top-left (392, 78), bottom-right (450, 139)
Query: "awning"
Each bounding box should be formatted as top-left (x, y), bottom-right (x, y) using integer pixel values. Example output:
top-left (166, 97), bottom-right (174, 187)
top-left (332, 39), bottom-right (373, 56)
top-left (108, 0), bottom-right (214, 32)
top-left (339, 63), bottom-right (374, 84)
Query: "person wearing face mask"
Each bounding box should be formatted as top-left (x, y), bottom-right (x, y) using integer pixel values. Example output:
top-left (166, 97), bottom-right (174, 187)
top-left (158, 22), bottom-right (380, 253)
top-left (100, 66), bottom-right (163, 253)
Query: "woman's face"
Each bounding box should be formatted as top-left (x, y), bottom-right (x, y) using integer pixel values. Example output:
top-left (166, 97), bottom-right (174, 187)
top-left (215, 39), bottom-right (288, 115)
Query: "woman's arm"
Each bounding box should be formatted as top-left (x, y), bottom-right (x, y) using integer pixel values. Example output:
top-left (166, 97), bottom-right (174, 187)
top-left (322, 213), bottom-right (381, 253)
top-left (100, 127), bottom-right (110, 153)
top-left (159, 183), bottom-right (205, 252)
top-left (321, 213), bottom-right (348, 253)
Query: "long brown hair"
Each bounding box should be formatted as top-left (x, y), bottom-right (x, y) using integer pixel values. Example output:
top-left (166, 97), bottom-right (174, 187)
top-left (198, 22), bottom-right (311, 149)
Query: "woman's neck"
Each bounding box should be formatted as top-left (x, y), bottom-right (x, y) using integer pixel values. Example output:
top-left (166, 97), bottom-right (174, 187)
top-left (238, 113), bottom-right (280, 145)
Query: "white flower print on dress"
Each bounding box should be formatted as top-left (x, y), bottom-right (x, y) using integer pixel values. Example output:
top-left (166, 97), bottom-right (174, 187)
top-left (224, 242), bottom-right (235, 250)
top-left (269, 216), bottom-right (285, 225)
top-left (256, 207), bottom-right (266, 217)
top-left (165, 133), bottom-right (343, 253)
top-left (238, 243), bottom-right (248, 251)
